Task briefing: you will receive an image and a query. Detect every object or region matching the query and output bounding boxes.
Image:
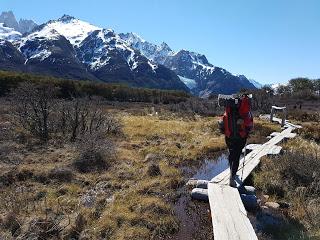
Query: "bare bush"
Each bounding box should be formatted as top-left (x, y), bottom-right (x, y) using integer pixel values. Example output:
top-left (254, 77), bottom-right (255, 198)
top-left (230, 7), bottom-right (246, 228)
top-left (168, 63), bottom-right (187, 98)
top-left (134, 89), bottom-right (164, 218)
top-left (10, 83), bottom-right (58, 142)
top-left (57, 97), bottom-right (122, 142)
top-left (9, 83), bottom-right (122, 144)
top-left (251, 88), bottom-right (274, 113)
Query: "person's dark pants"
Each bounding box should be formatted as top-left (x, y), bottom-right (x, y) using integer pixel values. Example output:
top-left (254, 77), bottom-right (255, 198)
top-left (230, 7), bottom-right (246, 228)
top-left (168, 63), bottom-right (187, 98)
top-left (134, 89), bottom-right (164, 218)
top-left (226, 137), bottom-right (247, 178)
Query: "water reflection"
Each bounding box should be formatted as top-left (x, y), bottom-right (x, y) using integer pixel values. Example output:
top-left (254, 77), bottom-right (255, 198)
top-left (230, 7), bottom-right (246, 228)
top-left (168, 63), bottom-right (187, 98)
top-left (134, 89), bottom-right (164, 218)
top-left (192, 153), bottom-right (229, 180)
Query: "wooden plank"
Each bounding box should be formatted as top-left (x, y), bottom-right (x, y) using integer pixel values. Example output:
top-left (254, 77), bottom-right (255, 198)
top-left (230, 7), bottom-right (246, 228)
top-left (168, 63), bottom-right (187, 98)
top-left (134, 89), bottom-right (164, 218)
top-left (245, 144), bottom-right (262, 151)
top-left (285, 133), bottom-right (297, 138)
top-left (268, 145), bottom-right (282, 155)
top-left (270, 132), bottom-right (281, 137)
top-left (208, 183), bottom-right (258, 240)
top-left (272, 106), bottom-right (286, 110)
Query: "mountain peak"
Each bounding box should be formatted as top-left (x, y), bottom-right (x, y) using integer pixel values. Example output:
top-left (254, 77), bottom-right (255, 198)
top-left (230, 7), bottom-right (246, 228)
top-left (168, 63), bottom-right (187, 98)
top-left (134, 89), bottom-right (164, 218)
top-left (44, 15), bottom-right (100, 46)
top-left (159, 42), bottom-right (172, 52)
top-left (0, 11), bottom-right (37, 34)
top-left (0, 11), bottom-right (15, 19)
top-left (0, 10), bottom-right (19, 30)
top-left (58, 14), bottom-right (76, 23)
top-left (125, 32), bottom-right (145, 43)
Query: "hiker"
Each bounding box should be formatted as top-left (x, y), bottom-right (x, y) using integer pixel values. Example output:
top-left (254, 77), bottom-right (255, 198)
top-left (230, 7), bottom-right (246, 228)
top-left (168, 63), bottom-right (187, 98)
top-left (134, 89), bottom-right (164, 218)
top-left (218, 94), bottom-right (253, 187)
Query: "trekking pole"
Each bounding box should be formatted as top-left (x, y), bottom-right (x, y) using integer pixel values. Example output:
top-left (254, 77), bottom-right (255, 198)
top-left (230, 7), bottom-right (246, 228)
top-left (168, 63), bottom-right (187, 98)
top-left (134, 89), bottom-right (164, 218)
top-left (241, 142), bottom-right (247, 182)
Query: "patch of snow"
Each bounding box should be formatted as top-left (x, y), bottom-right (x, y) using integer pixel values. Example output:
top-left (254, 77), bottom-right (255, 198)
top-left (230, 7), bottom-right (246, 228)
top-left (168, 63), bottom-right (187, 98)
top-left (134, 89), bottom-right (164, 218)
top-left (30, 49), bottom-right (51, 61)
top-left (23, 47), bottom-right (51, 63)
top-left (90, 55), bottom-right (111, 70)
top-left (46, 17), bottom-right (101, 46)
top-left (22, 25), bottom-right (61, 43)
top-left (178, 75), bottom-right (197, 89)
top-left (127, 51), bottom-right (139, 70)
top-left (193, 60), bottom-right (215, 73)
top-left (0, 23), bottom-right (21, 41)
top-left (148, 60), bottom-right (158, 72)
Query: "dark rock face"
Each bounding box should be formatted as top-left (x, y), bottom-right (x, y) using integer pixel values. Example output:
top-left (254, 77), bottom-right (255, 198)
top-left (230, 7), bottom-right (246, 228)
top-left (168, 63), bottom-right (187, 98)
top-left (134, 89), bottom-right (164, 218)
top-left (0, 40), bottom-right (25, 71)
top-left (19, 30), bottom-right (96, 80)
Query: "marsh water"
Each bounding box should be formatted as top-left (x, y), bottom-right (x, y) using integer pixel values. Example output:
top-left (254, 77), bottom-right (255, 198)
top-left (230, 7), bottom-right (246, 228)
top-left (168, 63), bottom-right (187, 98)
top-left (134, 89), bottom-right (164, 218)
top-left (192, 153), bottom-right (229, 180)
top-left (172, 151), bottom-right (306, 240)
top-left (171, 152), bottom-right (229, 240)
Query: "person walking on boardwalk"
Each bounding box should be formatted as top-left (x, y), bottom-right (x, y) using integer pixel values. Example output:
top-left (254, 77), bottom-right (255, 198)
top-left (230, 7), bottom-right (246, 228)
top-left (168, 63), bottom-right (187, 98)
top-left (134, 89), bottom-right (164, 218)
top-left (218, 94), bottom-right (253, 187)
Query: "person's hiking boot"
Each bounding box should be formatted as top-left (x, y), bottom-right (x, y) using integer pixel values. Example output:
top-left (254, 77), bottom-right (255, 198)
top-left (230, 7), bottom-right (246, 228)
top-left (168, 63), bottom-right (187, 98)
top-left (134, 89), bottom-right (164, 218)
top-left (229, 175), bottom-right (237, 188)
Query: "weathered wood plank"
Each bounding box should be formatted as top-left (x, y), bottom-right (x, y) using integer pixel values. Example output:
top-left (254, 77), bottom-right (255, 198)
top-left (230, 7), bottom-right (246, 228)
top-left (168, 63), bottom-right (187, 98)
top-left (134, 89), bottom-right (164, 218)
top-left (268, 145), bottom-right (282, 155)
top-left (270, 132), bottom-right (281, 137)
top-left (208, 183), bottom-right (258, 240)
top-left (245, 144), bottom-right (262, 151)
top-left (271, 106), bottom-right (286, 110)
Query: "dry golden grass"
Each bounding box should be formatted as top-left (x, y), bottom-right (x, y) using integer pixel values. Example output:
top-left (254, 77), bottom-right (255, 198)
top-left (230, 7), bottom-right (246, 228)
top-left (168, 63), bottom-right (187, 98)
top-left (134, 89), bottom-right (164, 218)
top-left (248, 118), bottom-right (282, 144)
top-left (0, 107), bottom-right (227, 239)
top-left (122, 115), bottom-right (225, 164)
top-left (254, 138), bottom-right (320, 237)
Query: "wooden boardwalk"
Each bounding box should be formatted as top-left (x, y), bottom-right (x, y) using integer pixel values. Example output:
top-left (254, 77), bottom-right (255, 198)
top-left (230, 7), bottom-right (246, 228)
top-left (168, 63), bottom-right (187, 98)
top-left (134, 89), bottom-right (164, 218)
top-left (208, 115), bottom-right (301, 240)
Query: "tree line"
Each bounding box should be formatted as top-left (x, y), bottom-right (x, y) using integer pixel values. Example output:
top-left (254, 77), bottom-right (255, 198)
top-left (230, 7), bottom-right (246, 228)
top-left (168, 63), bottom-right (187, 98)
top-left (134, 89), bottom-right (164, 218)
top-left (0, 70), bottom-right (190, 104)
top-left (276, 78), bottom-right (320, 98)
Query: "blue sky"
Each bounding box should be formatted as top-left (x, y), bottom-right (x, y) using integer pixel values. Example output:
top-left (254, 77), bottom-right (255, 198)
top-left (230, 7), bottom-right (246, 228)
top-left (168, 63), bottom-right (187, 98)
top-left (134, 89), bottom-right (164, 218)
top-left (1, 0), bottom-right (319, 84)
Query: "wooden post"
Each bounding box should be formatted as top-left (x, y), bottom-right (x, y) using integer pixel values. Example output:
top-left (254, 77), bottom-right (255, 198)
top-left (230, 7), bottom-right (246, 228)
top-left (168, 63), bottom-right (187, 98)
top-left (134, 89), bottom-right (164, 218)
top-left (270, 107), bottom-right (274, 122)
top-left (282, 108), bottom-right (287, 127)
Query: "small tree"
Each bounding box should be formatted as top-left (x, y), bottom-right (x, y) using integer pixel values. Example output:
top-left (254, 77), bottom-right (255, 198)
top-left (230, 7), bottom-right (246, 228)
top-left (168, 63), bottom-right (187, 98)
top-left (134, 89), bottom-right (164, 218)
top-left (10, 83), bottom-right (57, 142)
top-left (277, 85), bottom-right (291, 96)
top-left (289, 78), bottom-right (314, 93)
top-left (250, 88), bottom-right (274, 113)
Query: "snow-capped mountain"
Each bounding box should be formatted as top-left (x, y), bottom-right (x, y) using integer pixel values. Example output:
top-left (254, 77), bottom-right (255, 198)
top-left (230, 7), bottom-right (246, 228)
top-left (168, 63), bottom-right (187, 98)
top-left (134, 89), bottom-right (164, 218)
top-left (0, 14), bottom-right (188, 92)
top-left (76, 28), bottom-right (188, 90)
top-left (0, 11), bottom-right (37, 34)
top-left (14, 21), bottom-right (97, 80)
top-left (0, 11), bottom-right (258, 95)
top-left (120, 33), bottom-right (257, 96)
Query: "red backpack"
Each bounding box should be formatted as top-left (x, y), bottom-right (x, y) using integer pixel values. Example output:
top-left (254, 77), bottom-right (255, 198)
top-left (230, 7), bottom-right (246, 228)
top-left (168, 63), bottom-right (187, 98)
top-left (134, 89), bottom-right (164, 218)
top-left (222, 95), bottom-right (253, 138)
